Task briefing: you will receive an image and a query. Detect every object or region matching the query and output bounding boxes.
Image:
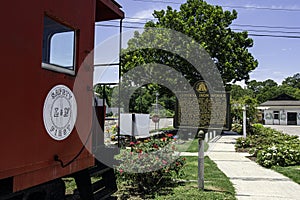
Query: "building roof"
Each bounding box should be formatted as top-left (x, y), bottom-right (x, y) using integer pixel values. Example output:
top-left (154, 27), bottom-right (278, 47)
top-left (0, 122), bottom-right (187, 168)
top-left (260, 100), bottom-right (300, 106)
top-left (260, 93), bottom-right (300, 107)
top-left (96, 0), bottom-right (124, 22)
top-left (269, 93), bottom-right (298, 101)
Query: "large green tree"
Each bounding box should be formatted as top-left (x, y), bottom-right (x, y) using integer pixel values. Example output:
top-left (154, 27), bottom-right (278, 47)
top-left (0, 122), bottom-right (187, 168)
top-left (121, 0), bottom-right (258, 114)
top-left (122, 0), bottom-right (258, 85)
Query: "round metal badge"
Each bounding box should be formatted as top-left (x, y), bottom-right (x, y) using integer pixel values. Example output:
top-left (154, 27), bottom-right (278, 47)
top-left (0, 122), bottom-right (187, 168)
top-left (43, 85), bottom-right (77, 141)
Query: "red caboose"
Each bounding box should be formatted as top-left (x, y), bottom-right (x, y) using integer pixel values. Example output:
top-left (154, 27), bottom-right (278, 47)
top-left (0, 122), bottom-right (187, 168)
top-left (0, 0), bottom-right (124, 199)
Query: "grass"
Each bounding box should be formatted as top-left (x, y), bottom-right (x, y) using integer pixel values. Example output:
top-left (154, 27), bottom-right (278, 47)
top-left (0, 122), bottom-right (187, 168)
top-left (63, 154), bottom-right (235, 199)
top-left (271, 165), bottom-right (300, 184)
top-left (63, 156), bottom-right (236, 199)
top-left (115, 156), bottom-right (236, 199)
top-left (64, 177), bottom-right (77, 195)
top-left (175, 139), bottom-right (209, 152)
top-left (63, 177), bottom-right (102, 195)
top-left (181, 157), bottom-right (236, 195)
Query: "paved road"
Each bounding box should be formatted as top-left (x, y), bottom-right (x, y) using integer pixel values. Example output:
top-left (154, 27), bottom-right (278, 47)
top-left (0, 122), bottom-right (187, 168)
top-left (208, 135), bottom-right (300, 200)
top-left (264, 125), bottom-right (300, 138)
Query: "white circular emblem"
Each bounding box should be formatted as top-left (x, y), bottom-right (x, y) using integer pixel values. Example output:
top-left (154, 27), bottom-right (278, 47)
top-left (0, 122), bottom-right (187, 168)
top-left (43, 85), bottom-right (77, 141)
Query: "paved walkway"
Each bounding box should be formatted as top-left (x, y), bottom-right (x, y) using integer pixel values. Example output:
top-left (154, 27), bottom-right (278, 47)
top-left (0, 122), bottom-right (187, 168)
top-left (264, 125), bottom-right (300, 138)
top-left (206, 135), bottom-right (300, 200)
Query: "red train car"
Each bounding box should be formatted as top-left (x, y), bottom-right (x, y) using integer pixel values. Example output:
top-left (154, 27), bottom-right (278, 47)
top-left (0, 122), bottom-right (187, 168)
top-left (0, 0), bottom-right (123, 199)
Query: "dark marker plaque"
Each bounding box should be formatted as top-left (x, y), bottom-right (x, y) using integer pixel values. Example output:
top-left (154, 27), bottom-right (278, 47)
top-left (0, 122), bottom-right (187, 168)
top-left (175, 81), bottom-right (231, 130)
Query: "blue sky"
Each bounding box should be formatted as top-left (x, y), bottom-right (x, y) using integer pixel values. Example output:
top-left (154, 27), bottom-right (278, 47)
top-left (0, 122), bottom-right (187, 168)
top-left (94, 0), bottom-right (300, 85)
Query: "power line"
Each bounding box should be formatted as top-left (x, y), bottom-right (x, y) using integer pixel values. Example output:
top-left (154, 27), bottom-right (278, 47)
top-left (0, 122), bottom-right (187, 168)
top-left (96, 24), bottom-right (300, 39)
top-left (96, 24), bottom-right (144, 29)
top-left (248, 34), bottom-right (300, 39)
top-left (101, 17), bottom-right (300, 31)
top-left (97, 19), bottom-right (300, 32)
top-left (233, 28), bottom-right (300, 35)
top-left (132, 0), bottom-right (300, 12)
top-left (231, 24), bottom-right (300, 30)
top-left (126, 16), bottom-right (154, 21)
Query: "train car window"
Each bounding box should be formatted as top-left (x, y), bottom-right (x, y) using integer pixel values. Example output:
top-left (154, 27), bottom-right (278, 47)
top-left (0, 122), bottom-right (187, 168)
top-left (42, 16), bottom-right (76, 75)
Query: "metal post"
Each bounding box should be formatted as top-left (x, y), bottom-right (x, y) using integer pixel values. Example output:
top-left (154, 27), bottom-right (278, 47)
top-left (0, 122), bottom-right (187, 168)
top-left (117, 19), bottom-right (123, 148)
top-left (243, 106), bottom-right (247, 138)
top-left (198, 130), bottom-right (204, 190)
top-left (155, 92), bottom-right (159, 130)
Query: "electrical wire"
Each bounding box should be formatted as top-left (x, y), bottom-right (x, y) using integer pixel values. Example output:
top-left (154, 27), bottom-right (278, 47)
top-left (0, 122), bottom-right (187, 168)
top-left (97, 20), bottom-right (300, 32)
top-left (231, 24), bottom-right (300, 30)
top-left (97, 17), bottom-right (300, 31)
top-left (96, 24), bottom-right (300, 39)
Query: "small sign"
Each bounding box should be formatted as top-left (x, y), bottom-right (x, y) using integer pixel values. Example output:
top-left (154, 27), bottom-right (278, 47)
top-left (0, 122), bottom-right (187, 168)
top-left (43, 85), bottom-right (77, 141)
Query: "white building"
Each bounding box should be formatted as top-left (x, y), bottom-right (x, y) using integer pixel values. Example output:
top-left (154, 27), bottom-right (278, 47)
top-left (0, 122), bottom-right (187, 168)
top-left (259, 94), bottom-right (300, 126)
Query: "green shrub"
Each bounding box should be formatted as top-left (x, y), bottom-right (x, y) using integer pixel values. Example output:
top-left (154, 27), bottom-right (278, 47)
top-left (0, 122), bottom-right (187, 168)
top-left (235, 137), bottom-right (251, 149)
top-left (257, 144), bottom-right (300, 168)
top-left (232, 123), bottom-right (242, 134)
top-left (235, 125), bottom-right (300, 168)
top-left (115, 134), bottom-right (186, 193)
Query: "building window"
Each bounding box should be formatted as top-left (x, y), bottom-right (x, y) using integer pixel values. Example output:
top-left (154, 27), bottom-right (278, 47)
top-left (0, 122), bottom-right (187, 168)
top-left (273, 111), bottom-right (279, 120)
top-left (42, 16), bottom-right (76, 75)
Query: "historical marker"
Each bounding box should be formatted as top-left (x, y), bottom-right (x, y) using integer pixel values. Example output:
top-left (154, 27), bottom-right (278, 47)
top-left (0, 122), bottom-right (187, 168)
top-left (174, 80), bottom-right (231, 190)
top-left (175, 80), bottom-right (230, 130)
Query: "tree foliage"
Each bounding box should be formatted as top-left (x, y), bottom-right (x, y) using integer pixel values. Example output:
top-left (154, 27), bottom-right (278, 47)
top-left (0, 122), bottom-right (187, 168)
top-left (231, 95), bottom-right (258, 124)
top-left (145, 0), bottom-right (258, 84)
top-left (231, 73), bottom-right (300, 104)
top-left (282, 73), bottom-right (300, 89)
top-left (121, 0), bottom-right (258, 115)
top-left (122, 0), bottom-right (257, 85)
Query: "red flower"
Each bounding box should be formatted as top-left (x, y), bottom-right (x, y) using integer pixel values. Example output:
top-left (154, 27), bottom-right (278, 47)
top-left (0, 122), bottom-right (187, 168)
top-left (167, 133), bottom-right (173, 137)
top-left (153, 144), bottom-right (159, 149)
top-left (119, 169), bottom-right (124, 174)
top-left (129, 142), bottom-right (135, 146)
top-left (161, 137), bottom-right (166, 142)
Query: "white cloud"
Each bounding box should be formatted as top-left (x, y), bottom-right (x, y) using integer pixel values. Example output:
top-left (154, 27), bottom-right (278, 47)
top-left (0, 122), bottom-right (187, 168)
top-left (242, 3), bottom-right (300, 10)
top-left (249, 67), bottom-right (290, 84)
top-left (132, 9), bottom-right (155, 20)
top-left (281, 48), bottom-right (292, 52)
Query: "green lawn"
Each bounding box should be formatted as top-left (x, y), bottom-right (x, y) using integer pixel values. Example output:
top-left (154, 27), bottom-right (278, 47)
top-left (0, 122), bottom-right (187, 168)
top-left (271, 165), bottom-right (300, 185)
top-left (64, 155), bottom-right (236, 199)
top-left (175, 139), bottom-right (209, 152)
top-left (115, 156), bottom-right (236, 199)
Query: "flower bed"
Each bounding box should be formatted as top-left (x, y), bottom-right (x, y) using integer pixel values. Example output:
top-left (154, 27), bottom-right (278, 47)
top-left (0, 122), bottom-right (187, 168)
top-left (115, 133), bottom-right (186, 193)
top-left (235, 124), bottom-right (300, 168)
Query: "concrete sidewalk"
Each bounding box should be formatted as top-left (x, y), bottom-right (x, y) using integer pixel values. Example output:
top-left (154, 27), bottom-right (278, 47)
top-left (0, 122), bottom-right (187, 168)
top-left (207, 135), bottom-right (300, 200)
